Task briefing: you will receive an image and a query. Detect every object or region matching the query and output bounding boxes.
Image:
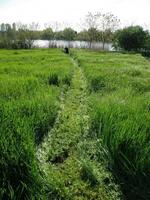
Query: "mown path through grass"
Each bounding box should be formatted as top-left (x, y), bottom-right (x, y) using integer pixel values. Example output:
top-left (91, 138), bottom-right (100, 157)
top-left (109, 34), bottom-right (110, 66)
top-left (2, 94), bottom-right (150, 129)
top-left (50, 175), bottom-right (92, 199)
top-left (37, 53), bottom-right (122, 200)
top-left (37, 54), bottom-right (91, 199)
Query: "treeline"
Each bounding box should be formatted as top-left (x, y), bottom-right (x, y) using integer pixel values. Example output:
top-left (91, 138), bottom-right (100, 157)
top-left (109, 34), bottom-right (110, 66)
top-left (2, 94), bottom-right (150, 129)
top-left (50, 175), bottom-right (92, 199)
top-left (0, 23), bottom-right (40, 49)
top-left (0, 23), bottom-right (114, 49)
top-left (0, 11), bottom-right (150, 52)
top-left (0, 12), bottom-right (120, 49)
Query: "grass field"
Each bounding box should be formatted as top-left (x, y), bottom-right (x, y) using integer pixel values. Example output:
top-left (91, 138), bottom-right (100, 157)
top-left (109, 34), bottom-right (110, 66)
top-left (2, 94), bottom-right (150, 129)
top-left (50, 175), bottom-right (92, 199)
top-left (0, 49), bottom-right (74, 199)
top-left (0, 49), bottom-right (150, 200)
top-left (72, 50), bottom-right (150, 200)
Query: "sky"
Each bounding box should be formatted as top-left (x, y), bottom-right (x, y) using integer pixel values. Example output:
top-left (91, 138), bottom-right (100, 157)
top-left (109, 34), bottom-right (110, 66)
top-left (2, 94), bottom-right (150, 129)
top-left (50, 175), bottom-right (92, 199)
top-left (0, 0), bottom-right (150, 30)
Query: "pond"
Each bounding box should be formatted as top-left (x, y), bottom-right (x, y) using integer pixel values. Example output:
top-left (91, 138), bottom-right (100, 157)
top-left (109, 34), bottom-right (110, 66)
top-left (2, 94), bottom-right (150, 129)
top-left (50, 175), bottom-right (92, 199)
top-left (33, 40), bottom-right (114, 51)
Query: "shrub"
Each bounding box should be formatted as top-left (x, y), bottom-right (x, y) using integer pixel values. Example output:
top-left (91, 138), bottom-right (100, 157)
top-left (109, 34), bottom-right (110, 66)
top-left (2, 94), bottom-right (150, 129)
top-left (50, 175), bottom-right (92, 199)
top-left (113, 26), bottom-right (148, 51)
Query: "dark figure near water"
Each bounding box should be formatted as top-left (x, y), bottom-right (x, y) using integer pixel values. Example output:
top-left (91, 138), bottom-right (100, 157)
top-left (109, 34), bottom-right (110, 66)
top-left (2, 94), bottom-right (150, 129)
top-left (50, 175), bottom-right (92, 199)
top-left (64, 47), bottom-right (69, 54)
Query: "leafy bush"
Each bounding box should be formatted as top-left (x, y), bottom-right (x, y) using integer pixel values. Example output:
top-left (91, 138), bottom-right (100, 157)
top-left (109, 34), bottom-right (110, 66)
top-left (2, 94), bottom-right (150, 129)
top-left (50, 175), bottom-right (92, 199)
top-left (113, 26), bottom-right (148, 51)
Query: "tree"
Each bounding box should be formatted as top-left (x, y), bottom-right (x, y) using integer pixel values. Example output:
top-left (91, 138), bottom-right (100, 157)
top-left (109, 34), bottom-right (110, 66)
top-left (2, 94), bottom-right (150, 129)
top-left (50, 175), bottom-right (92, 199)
top-left (41, 28), bottom-right (54, 40)
top-left (54, 31), bottom-right (64, 40)
top-left (62, 28), bottom-right (77, 41)
top-left (0, 23), bottom-right (15, 48)
top-left (83, 12), bottom-right (120, 49)
top-left (113, 26), bottom-right (148, 51)
top-left (6, 24), bottom-right (14, 47)
top-left (84, 12), bottom-right (99, 48)
top-left (16, 23), bottom-right (29, 48)
top-left (12, 23), bottom-right (17, 41)
top-left (27, 23), bottom-right (39, 48)
top-left (87, 28), bottom-right (99, 47)
top-left (76, 30), bottom-right (89, 41)
top-left (97, 13), bottom-right (120, 49)
top-left (143, 33), bottom-right (150, 50)
top-left (0, 22), bottom-right (41, 49)
top-left (16, 22), bottom-right (39, 48)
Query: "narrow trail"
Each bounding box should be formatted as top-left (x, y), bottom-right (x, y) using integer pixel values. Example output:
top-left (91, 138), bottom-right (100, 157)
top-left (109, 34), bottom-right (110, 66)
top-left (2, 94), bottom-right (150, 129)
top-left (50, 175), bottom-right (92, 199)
top-left (37, 53), bottom-right (122, 200)
top-left (37, 54), bottom-right (90, 199)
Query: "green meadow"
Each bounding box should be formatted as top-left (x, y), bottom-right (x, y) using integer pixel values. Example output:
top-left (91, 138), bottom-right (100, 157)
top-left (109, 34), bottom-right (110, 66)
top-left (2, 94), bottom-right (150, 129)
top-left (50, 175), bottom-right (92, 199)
top-left (72, 50), bottom-right (150, 200)
top-left (0, 49), bottom-right (150, 200)
top-left (0, 49), bottom-right (74, 199)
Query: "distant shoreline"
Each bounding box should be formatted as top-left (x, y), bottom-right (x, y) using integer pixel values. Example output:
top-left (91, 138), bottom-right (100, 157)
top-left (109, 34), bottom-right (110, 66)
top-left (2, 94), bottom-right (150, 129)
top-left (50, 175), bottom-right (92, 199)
top-left (33, 40), bottom-right (113, 50)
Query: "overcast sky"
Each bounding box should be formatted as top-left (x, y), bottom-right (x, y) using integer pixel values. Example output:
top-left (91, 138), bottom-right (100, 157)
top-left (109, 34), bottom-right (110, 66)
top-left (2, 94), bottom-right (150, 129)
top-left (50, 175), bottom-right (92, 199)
top-left (0, 0), bottom-right (150, 30)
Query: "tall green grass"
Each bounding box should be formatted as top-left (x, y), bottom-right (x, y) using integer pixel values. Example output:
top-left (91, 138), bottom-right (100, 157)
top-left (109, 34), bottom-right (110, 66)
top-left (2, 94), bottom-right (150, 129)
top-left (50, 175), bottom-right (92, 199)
top-left (72, 50), bottom-right (150, 200)
top-left (0, 49), bottom-right (74, 199)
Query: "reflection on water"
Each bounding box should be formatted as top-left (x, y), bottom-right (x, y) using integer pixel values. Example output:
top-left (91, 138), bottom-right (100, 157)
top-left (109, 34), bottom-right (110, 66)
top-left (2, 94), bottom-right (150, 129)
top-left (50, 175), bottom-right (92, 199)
top-left (33, 40), bottom-right (113, 51)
